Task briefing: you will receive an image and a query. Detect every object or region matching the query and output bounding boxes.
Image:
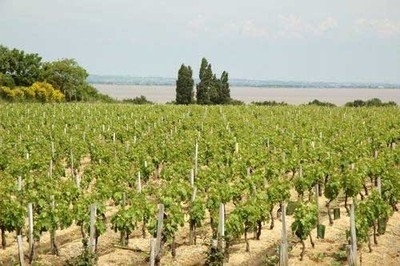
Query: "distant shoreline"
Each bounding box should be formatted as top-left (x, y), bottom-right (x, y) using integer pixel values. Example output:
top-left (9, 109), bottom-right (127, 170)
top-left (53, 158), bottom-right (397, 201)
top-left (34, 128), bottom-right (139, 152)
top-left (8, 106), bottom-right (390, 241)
top-left (88, 75), bottom-right (400, 89)
top-left (94, 84), bottom-right (400, 106)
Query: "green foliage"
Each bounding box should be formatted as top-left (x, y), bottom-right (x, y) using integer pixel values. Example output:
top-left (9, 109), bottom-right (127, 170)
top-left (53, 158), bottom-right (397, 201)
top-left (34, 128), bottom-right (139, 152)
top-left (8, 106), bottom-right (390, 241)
top-left (307, 99), bottom-right (336, 107)
top-left (0, 45), bottom-right (43, 86)
top-left (0, 44), bottom-right (111, 102)
top-left (341, 168), bottom-right (363, 199)
top-left (227, 98), bottom-right (245, 105)
top-left (0, 196), bottom-right (25, 233)
top-left (175, 64), bottom-right (194, 104)
top-left (0, 73), bottom-right (15, 88)
top-left (324, 175), bottom-right (341, 201)
top-left (122, 95), bottom-right (153, 104)
top-left (266, 179), bottom-right (291, 205)
top-left (196, 58), bottom-right (231, 105)
top-left (42, 59), bottom-right (90, 101)
top-left (0, 103), bottom-right (398, 264)
top-left (252, 100), bottom-right (288, 106)
top-left (345, 98), bottom-right (397, 107)
top-left (291, 203), bottom-right (318, 240)
top-left (189, 198), bottom-right (206, 227)
top-left (111, 206), bottom-right (138, 236)
top-left (355, 190), bottom-right (392, 245)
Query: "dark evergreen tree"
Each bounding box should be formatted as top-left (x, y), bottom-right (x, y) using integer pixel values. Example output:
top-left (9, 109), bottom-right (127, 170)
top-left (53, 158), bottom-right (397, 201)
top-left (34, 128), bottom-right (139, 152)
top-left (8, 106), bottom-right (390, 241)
top-left (194, 58), bottom-right (231, 104)
top-left (196, 58), bottom-right (213, 104)
top-left (209, 74), bottom-right (220, 104)
top-left (219, 71), bottom-right (230, 104)
top-left (175, 64), bottom-right (194, 104)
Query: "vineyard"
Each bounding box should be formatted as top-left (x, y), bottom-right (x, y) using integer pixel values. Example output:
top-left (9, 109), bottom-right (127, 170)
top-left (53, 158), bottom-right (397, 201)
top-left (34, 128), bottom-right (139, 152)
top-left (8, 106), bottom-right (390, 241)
top-left (0, 103), bottom-right (399, 266)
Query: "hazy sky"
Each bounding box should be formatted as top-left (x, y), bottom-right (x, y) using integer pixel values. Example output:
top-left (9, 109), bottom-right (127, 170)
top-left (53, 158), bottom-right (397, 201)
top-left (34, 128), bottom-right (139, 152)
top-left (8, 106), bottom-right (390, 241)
top-left (1, 0), bottom-right (399, 83)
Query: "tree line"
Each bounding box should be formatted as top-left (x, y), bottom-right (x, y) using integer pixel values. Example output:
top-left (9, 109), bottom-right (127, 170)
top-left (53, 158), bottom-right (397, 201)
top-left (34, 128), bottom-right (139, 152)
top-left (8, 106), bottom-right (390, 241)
top-left (0, 45), bottom-right (113, 102)
top-left (175, 58), bottom-right (231, 105)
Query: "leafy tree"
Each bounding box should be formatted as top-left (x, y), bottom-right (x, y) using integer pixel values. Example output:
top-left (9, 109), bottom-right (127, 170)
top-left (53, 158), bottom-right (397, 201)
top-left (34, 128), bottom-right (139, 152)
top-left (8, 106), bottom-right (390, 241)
top-left (0, 45), bottom-right (43, 86)
top-left (0, 73), bottom-right (15, 88)
top-left (41, 59), bottom-right (91, 101)
top-left (175, 64), bottom-right (194, 104)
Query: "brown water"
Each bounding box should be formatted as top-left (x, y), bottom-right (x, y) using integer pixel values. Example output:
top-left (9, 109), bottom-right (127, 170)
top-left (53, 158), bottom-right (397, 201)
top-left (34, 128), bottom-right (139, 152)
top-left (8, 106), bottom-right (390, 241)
top-left (94, 84), bottom-right (400, 106)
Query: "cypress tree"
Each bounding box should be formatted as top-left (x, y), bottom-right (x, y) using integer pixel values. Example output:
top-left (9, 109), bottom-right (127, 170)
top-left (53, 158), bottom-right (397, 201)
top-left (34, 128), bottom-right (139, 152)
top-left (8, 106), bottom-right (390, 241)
top-left (196, 58), bottom-right (213, 104)
top-left (219, 71), bottom-right (230, 104)
top-left (175, 64), bottom-right (194, 104)
top-left (195, 57), bottom-right (231, 104)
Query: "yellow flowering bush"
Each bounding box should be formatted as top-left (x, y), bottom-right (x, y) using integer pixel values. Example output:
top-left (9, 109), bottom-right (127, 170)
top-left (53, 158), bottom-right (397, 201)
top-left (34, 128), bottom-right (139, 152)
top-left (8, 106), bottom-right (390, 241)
top-left (0, 82), bottom-right (65, 102)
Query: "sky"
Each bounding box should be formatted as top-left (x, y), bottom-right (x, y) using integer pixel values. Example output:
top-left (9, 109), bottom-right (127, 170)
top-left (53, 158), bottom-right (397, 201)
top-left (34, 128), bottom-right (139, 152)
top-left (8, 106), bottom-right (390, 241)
top-left (0, 0), bottom-right (399, 83)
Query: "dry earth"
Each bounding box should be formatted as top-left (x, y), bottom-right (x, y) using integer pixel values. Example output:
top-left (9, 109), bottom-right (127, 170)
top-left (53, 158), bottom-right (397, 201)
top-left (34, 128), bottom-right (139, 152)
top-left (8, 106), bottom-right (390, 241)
top-left (1, 197), bottom-right (399, 266)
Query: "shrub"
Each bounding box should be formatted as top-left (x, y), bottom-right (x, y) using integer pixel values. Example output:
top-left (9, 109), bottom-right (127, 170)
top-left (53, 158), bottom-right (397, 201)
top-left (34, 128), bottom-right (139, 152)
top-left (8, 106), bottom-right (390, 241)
top-left (28, 81), bottom-right (65, 102)
top-left (122, 95), bottom-right (153, 105)
top-left (228, 98), bottom-right (245, 105)
top-left (345, 98), bottom-right (397, 107)
top-left (252, 100), bottom-right (288, 106)
top-left (0, 82), bottom-right (65, 102)
top-left (307, 99), bottom-right (336, 107)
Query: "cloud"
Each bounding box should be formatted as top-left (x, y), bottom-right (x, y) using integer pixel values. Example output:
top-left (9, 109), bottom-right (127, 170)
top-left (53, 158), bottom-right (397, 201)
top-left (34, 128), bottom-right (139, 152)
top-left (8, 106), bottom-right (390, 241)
top-left (354, 18), bottom-right (400, 37)
top-left (187, 14), bottom-right (209, 36)
top-left (276, 15), bottom-right (338, 39)
top-left (277, 15), bottom-right (308, 39)
top-left (186, 15), bottom-right (338, 40)
top-left (237, 21), bottom-right (269, 38)
top-left (317, 17), bottom-right (338, 34)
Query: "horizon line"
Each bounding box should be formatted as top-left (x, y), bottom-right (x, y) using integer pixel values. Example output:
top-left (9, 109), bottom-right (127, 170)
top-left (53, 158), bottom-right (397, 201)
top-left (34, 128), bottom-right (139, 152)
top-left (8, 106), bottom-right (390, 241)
top-left (88, 74), bottom-right (400, 86)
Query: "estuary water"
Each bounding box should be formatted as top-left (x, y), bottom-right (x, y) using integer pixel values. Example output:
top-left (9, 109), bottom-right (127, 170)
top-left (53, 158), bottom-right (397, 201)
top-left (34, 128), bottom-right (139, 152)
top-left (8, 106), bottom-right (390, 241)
top-left (94, 84), bottom-right (400, 106)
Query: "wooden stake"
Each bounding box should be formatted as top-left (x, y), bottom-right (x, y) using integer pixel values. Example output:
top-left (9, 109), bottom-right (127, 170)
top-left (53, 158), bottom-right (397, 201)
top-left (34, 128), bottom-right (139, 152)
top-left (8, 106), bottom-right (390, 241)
top-left (189, 169), bottom-right (194, 187)
top-left (137, 172), bottom-right (142, 193)
top-left (377, 176), bottom-right (381, 196)
top-left (194, 140), bottom-right (198, 177)
top-left (150, 238), bottom-right (156, 266)
top-left (218, 203), bottom-right (225, 253)
top-left (349, 204), bottom-right (358, 266)
top-left (191, 187), bottom-right (197, 202)
top-left (315, 184), bottom-right (320, 226)
top-left (89, 204), bottom-right (97, 254)
top-left (279, 204), bottom-right (288, 266)
top-left (51, 142), bottom-right (55, 159)
top-left (49, 160), bottom-right (53, 178)
top-left (28, 203), bottom-right (33, 257)
top-left (18, 176), bottom-right (22, 191)
top-left (155, 204), bottom-right (164, 258)
top-left (17, 235), bottom-right (24, 266)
